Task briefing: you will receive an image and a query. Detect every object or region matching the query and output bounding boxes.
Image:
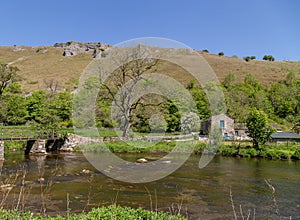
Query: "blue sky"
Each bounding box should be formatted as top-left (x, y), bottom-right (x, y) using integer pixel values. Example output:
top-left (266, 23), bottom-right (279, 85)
top-left (1, 0), bottom-right (299, 60)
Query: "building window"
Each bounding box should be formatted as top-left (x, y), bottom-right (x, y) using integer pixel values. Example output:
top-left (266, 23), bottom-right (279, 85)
top-left (235, 130), bottom-right (238, 136)
top-left (220, 120), bottom-right (225, 128)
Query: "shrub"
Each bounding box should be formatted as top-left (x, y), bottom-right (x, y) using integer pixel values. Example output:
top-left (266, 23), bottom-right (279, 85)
top-left (244, 56), bottom-right (251, 62)
top-left (194, 142), bottom-right (206, 154)
top-left (4, 141), bottom-right (25, 150)
top-left (0, 206), bottom-right (187, 219)
top-left (277, 151), bottom-right (291, 160)
top-left (292, 148), bottom-right (300, 160)
top-left (218, 51), bottom-right (224, 56)
top-left (247, 147), bottom-right (258, 157)
top-left (101, 50), bottom-right (108, 58)
top-left (202, 49), bottom-right (209, 53)
top-left (244, 56), bottom-right (256, 62)
top-left (218, 145), bottom-right (238, 156)
top-left (263, 55), bottom-right (275, 61)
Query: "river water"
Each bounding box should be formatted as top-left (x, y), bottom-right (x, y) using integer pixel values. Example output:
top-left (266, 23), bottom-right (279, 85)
top-left (0, 152), bottom-right (299, 219)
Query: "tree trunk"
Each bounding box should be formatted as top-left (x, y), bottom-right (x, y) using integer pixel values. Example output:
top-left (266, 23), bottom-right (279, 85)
top-left (253, 140), bottom-right (259, 149)
top-left (122, 120), bottom-right (130, 137)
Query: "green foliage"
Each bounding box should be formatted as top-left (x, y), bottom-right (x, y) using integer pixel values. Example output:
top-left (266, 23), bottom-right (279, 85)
top-left (292, 148), bottom-right (300, 160)
top-left (188, 86), bottom-right (210, 120)
top-left (4, 141), bottom-right (25, 150)
top-left (219, 144), bottom-right (239, 156)
top-left (263, 55), bottom-right (275, 61)
top-left (3, 94), bottom-right (27, 125)
top-left (3, 82), bottom-right (22, 94)
top-left (96, 99), bottom-right (115, 128)
top-left (149, 114), bottom-right (167, 133)
top-left (181, 112), bottom-right (200, 134)
top-left (49, 91), bottom-right (73, 121)
top-left (243, 56), bottom-right (256, 62)
top-left (223, 72), bottom-right (236, 88)
top-left (0, 206), bottom-right (186, 220)
top-left (101, 50), bottom-right (108, 58)
top-left (244, 73), bottom-right (259, 88)
top-left (285, 70), bottom-right (296, 85)
top-left (165, 101), bottom-right (181, 132)
top-left (202, 49), bottom-right (209, 53)
top-left (268, 82), bottom-right (298, 119)
top-left (218, 51), bottom-right (224, 56)
top-left (218, 143), bottom-right (298, 159)
top-left (246, 109), bottom-right (275, 148)
top-left (292, 117), bottom-right (300, 133)
top-left (79, 140), bottom-right (177, 153)
top-left (0, 63), bottom-right (19, 97)
top-left (239, 147), bottom-right (258, 158)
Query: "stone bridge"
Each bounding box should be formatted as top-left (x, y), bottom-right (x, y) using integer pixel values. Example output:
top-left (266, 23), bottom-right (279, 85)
top-left (0, 126), bottom-right (64, 160)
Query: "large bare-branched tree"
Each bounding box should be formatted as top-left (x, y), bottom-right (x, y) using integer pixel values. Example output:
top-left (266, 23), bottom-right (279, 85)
top-left (98, 45), bottom-right (160, 137)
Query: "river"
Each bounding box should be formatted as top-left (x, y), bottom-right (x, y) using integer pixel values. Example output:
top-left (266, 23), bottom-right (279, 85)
top-left (0, 152), bottom-right (299, 219)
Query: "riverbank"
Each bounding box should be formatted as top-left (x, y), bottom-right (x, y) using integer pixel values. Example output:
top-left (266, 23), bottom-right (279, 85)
top-left (0, 205), bottom-right (186, 219)
top-left (77, 139), bottom-right (300, 160)
top-left (3, 138), bottom-right (300, 161)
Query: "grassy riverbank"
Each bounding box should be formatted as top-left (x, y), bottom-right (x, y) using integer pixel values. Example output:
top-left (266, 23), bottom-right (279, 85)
top-left (3, 138), bottom-right (300, 161)
top-left (0, 205), bottom-right (186, 220)
top-left (78, 140), bottom-right (300, 160)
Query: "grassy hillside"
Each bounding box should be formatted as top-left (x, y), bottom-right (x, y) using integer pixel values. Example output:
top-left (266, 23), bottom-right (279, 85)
top-left (0, 46), bottom-right (91, 92)
top-left (0, 45), bottom-right (299, 92)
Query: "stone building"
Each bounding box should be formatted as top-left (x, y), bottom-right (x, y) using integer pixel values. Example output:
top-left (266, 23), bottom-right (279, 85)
top-left (200, 114), bottom-right (235, 139)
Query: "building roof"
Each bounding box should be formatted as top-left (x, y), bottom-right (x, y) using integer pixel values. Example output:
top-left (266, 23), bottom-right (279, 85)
top-left (202, 114), bottom-right (233, 122)
top-left (271, 132), bottom-right (300, 140)
top-left (270, 124), bottom-right (282, 131)
top-left (234, 123), bottom-right (247, 130)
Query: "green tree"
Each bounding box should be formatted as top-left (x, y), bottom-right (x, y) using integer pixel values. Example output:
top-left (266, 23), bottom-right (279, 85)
top-left (246, 109), bottom-right (275, 149)
top-left (269, 83), bottom-right (297, 119)
top-left (26, 90), bottom-right (47, 122)
top-left (292, 116), bottom-right (300, 134)
top-left (181, 112), bottom-right (200, 134)
top-left (243, 56), bottom-right (256, 62)
top-left (0, 63), bottom-right (19, 97)
top-left (187, 85), bottom-right (210, 120)
top-left (218, 51), bottom-right (224, 56)
top-left (49, 91), bottom-right (73, 122)
top-left (3, 94), bottom-right (27, 125)
top-left (263, 55), bottom-right (275, 61)
top-left (164, 100), bottom-right (181, 132)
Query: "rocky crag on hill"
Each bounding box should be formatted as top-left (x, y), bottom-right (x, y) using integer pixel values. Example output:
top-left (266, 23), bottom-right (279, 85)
top-left (53, 41), bottom-right (110, 57)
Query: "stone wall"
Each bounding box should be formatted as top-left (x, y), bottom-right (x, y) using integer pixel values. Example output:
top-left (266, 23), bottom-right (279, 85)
top-left (60, 133), bottom-right (195, 151)
top-left (29, 140), bottom-right (47, 154)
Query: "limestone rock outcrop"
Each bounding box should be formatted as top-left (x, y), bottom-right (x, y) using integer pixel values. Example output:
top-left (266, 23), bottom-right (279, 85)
top-left (53, 41), bottom-right (110, 57)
